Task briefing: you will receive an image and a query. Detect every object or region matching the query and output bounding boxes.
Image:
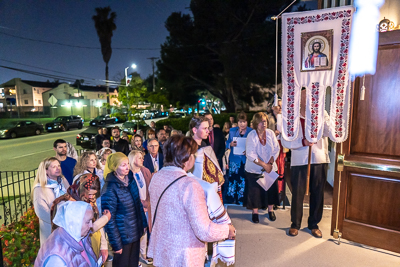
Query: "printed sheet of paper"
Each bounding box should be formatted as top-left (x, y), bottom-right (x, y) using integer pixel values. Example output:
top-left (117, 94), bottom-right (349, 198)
top-left (256, 171), bottom-right (279, 191)
top-left (233, 137), bottom-right (246, 155)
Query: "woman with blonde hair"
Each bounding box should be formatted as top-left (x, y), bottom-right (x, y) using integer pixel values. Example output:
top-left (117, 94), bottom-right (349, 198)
top-left (101, 152), bottom-right (147, 267)
top-left (32, 157), bottom-right (70, 246)
top-left (244, 112), bottom-right (280, 223)
top-left (73, 151), bottom-right (104, 187)
top-left (128, 149), bottom-right (153, 265)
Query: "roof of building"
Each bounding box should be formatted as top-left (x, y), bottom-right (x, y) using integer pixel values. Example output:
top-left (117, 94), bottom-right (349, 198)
top-left (21, 80), bottom-right (61, 88)
top-left (0, 78), bottom-right (118, 92)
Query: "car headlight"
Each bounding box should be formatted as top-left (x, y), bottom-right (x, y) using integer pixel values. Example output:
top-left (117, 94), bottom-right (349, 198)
top-left (0, 130), bottom-right (7, 134)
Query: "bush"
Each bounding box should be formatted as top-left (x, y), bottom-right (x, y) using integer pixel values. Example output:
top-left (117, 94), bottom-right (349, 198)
top-left (0, 207), bottom-right (40, 266)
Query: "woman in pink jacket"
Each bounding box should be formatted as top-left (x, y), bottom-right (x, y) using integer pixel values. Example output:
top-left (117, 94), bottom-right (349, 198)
top-left (148, 135), bottom-right (236, 267)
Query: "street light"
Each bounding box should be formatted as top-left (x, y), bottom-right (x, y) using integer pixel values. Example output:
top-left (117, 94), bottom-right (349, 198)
top-left (125, 64), bottom-right (137, 86)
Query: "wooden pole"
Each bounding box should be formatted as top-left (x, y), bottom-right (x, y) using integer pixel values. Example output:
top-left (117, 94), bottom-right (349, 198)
top-left (306, 146), bottom-right (312, 196)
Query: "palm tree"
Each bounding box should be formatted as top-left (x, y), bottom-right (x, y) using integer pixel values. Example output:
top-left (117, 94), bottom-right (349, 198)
top-left (92, 6), bottom-right (116, 113)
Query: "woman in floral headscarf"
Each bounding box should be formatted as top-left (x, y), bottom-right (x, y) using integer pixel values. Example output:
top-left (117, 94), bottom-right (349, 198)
top-left (35, 201), bottom-right (96, 267)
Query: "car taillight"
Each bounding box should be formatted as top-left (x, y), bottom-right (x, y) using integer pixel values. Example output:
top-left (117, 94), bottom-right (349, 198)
top-left (134, 129), bottom-right (136, 133)
top-left (77, 134), bottom-right (81, 139)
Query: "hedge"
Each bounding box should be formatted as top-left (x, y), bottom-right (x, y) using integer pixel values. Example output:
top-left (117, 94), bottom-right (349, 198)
top-left (156, 112), bottom-right (258, 132)
top-left (0, 207), bottom-right (40, 266)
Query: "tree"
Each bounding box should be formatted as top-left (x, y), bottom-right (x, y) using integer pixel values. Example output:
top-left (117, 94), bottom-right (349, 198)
top-left (111, 76), bottom-right (147, 121)
top-left (93, 6), bottom-right (117, 114)
top-left (157, 0), bottom-right (294, 112)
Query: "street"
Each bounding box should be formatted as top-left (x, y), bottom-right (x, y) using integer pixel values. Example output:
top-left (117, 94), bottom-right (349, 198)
top-left (0, 117), bottom-right (166, 172)
top-left (0, 129), bottom-right (82, 171)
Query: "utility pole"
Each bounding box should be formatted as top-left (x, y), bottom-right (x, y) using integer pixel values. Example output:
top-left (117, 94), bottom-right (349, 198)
top-left (147, 57), bottom-right (159, 92)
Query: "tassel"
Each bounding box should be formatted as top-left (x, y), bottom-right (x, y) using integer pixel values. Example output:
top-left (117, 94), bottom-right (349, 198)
top-left (360, 75), bottom-right (366, 101)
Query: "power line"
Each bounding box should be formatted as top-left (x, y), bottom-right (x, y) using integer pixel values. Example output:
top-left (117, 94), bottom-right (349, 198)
top-left (0, 58), bottom-right (103, 83)
top-left (0, 31), bottom-right (161, 51)
top-left (0, 65), bottom-right (121, 86)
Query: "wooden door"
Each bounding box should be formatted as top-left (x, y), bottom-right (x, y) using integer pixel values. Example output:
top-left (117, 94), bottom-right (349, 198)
top-left (331, 30), bottom-right (400, 253)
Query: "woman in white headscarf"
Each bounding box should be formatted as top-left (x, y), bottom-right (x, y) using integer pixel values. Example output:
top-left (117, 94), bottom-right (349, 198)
top-left (34, 201), bottom-right (97, 267)
top-left (32, 157), bottom-right (70, 246)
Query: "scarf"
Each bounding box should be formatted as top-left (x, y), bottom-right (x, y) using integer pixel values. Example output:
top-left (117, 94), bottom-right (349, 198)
top-left (35, 177), bottom-right (67, 198)
top-left (103, 152), bottom-right (128, 179)
top-left (53, 201), bottom-right (92, 242)
top-left (187, 173), bottom-right (235, 266)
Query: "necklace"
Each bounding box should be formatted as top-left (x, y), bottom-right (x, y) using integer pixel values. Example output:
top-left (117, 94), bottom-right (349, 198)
top-left (257, 131), bottom-right (266, 146)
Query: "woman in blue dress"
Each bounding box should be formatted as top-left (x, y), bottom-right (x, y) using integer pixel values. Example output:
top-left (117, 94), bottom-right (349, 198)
top-left (225, 111), bottom-right (253, 205)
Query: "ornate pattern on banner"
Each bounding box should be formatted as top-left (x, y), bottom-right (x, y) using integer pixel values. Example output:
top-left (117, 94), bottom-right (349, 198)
top-left (283, 8), bottom-right (353, 143)
top-left (310, 82), bottom-right (320, 139)
top-left (333, 18), bottom-right (351, 139)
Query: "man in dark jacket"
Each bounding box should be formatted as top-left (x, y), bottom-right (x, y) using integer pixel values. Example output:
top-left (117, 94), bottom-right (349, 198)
top-left (143, 138), bottom-right (163, 174)
top-left (204, 112), bottom-right (226, 169)
top-left (95, 127), bottom-right (107, 151)
top-left (110, 126), bottom-right (130, 156)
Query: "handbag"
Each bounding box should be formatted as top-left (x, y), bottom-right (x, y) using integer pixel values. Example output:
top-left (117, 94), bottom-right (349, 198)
top-left (152, 175), bottom-right (186, 227)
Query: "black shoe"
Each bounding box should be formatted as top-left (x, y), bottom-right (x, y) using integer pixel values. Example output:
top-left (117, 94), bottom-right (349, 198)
top-left (252, 213), bottom-right (259, 223)
top-left (273, 204), bottom-right (278, 210)
top-left (268, 211), bottom-right (276, 221)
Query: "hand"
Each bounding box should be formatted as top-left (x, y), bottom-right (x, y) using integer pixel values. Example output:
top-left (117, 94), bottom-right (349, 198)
top-left (100, 249), bottom-right (108, 263)
top-left (228, 224), bottom-right (236, 240)
top-left (242, 150), bottom-right (246, 156)
top-left (114, 249), bottom-right (123, 254)
top-left (274, 130), bottom-right (280, 136)
top-left (103, 209), bottom-right (111, 221)
top-left (304, 139), bottom-right (314, 146)
top-left (230, 141), bottom-right (237, 147)
top-left (263, 162), bottom-right (273, 173)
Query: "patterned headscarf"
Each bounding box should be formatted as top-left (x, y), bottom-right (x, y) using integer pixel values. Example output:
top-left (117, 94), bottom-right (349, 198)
top-left (103, 152), bottom-right (128, 179)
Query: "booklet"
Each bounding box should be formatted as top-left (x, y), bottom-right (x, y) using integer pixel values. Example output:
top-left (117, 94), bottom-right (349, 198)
top-left (256, 171), bottom-right (279, 191)
top-left (233, 137), bottom-right (247, 155)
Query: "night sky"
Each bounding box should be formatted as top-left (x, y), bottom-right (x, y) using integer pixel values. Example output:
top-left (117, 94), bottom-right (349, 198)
top-left (0, 0), bottom-right (190, 86)
top-left (0, 0), bottom-right (317, 87)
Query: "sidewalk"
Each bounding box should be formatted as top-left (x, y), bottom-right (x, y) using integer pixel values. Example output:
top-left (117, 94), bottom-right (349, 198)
top-left (216, 205), bottom-right (400, 267)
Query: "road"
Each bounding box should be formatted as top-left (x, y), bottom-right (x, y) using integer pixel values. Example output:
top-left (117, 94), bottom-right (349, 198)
top-left (0, 129), bottom-right (83, 171)
top-left (0, 117), bottom-right (167, 172)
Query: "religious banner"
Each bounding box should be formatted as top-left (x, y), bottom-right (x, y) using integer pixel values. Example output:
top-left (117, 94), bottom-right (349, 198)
top-left (281, 6), bottom-right (354, 143)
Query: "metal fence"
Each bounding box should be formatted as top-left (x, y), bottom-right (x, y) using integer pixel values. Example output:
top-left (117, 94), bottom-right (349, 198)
top-left (0, 169), bottom-right (36, 226)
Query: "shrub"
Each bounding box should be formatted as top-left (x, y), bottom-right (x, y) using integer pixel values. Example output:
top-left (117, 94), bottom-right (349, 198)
top-left (0, 207), bottom-right (40, 266)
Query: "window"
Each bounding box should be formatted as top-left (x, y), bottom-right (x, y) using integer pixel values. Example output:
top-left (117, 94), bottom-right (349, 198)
top-left (49, 93), bottom-right (53, 97)
top-left (23, 89), bottom-right (27, 94)
top-left (38, 100), bottom-right (42, 104)
top-left (26, 121), bottom-right (32, 125)
top-left (24, 100), bottom-right (28, 104)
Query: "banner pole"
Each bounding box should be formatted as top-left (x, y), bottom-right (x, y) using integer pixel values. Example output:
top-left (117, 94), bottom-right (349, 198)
top-left (306, 146), bottom-right (312, 196)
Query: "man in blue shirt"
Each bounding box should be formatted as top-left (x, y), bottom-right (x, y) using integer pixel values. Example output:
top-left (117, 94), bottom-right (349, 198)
top-left (53, 139), bottom-right (77, 185)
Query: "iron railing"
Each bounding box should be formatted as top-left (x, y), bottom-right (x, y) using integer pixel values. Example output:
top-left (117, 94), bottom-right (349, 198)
top-left (0, 169), bottom-right (36, 226)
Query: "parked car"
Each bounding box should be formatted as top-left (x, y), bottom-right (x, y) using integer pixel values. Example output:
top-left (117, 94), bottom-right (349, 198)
top-left (121, 120), bottom-right (149, 135)
top-left (89, 115), bottom-right (116, 126)
top-left (150, 110), bottom-right (168, 118)
top-left (0, 121), bottom-right (44, 138)
top-left (46, 116), bottom-right (83, 132)
top-left (136, 110), bottom-right (154, 120)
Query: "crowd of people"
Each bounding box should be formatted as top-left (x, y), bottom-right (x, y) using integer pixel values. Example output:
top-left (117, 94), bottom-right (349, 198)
top-left (33, 95), bottom-right (330, 266)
